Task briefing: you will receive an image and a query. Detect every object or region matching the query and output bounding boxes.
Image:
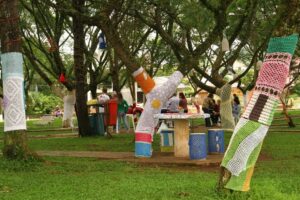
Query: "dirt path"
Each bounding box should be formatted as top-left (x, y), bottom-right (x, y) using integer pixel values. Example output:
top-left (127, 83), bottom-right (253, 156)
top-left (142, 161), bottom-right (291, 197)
top-left (29, 133), bottom-right (78, 139)
top-left (36, 150), bottom-right (223, 167)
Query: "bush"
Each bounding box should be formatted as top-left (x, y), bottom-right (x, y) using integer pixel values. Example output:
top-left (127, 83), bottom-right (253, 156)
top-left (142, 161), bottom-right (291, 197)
top-left (290, 82), bottom-right (300, 97)
top-left (27, 92), bottom-right (63, 115)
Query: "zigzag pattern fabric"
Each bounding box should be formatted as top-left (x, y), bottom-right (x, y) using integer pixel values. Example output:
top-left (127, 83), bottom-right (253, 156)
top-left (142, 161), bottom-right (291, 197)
top-left (133, 67), bottom-right (183, 157)
top-left (1, 52), bottom-right (27, 132)
top-left (216, 84), bottom-right (235, 129)
top-left (221, 34), bottom-right (299, 191)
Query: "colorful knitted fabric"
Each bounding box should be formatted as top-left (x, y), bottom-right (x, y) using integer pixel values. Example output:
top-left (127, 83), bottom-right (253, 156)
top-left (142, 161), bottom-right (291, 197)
top-left (216, 84), bottom-right (235, 130)
top-left (133, 67), bottom-right (183, 157)
top-left (221, 34), bottom-right (298, 191)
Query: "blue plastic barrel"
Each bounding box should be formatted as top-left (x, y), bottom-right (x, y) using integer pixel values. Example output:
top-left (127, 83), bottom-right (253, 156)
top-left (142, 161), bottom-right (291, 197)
top-left (88, 113), bottom-right (105, 136)
top-left (135, 142), bottom-right (152, 157)
top-left (135, 132), bottom-right (152, 157)
top-left (160, 129), bottom-right (174, 152)
top-left (189, 133), bottom-right (207, 160)
top-left (208, 129), bottom-right (224, 154)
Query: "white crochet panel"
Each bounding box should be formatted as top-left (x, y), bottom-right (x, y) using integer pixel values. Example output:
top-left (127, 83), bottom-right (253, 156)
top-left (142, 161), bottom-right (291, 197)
top-left (63, 93), bottom-right (76, 121)
top-left (136, 71), bottom-right (183, 134)
top-left (226, 122), bottom-right (268, 176)
top-left (3, 77), bottom-right (26, 131)
top-left (1, 53), bottom-right (26, 132)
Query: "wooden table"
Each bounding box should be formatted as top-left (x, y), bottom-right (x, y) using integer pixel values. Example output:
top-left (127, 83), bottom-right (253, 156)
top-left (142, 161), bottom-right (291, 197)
top-left (154, 113), bottom-right (208, 158)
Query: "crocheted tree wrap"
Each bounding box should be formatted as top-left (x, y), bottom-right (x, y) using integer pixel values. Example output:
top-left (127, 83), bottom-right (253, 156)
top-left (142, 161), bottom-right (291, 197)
top-left (133, 67), bottom-right (156, 94)
top-left (221, 34), bottom-right (299, 191)
top-left (1, 52), bottom-right (27, 132)
top-left (216, 84), bottom-right (235, 129)
top-left (133, 68), bottom-right (183, 157)
top-left (267, 34), bottom-right (298, 54)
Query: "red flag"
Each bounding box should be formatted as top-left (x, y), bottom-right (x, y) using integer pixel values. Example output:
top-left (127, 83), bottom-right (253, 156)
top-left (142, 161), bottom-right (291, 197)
top-left (59, 73), bottom-right (66, 83)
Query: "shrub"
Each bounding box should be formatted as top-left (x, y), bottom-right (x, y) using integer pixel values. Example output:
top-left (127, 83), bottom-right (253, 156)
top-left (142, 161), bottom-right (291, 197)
top-left (27, 92), bottom-right (63, 115)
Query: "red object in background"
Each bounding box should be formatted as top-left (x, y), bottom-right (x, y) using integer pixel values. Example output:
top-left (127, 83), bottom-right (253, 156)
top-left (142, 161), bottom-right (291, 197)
top-left (59, 73), bottom-right (66, 83)
top-left (127, 103), bottom-right (143, 123)
top-left (127, 103), bottom-right (143, 115)
top-left (107, 99), bottom-right (118, 126)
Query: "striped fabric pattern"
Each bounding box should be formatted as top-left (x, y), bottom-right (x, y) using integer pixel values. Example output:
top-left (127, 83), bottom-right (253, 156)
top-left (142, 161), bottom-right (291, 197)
top-left (136, 132), bottom-right (152, 143)
top-left (242, 92), bottom-right (278, 126)
top-left (221, 34), bottom-right (299, 191)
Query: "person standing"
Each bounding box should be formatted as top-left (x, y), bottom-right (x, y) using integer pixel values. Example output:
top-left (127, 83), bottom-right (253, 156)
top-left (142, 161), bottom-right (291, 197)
top-left (179, 92), bottom-right (188, 113)
top-left (202, 93), bottom-right (214, 127)
top-left (192, 95), bottom-right (201, 113)
top-left (117, 93), bottom-right (129, 132)
top-left (166, 93), bottom-right (180, 113)
top-left (214, 99), bottom-right (221, 125)
top-left (232, 97), bottom-right (241, 125)
top-left (97, 87), bottom-right (110, 105)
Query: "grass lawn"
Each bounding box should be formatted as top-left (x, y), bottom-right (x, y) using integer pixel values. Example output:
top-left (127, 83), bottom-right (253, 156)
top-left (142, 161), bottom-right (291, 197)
top-left (0, 111), bottom-right (300, 199)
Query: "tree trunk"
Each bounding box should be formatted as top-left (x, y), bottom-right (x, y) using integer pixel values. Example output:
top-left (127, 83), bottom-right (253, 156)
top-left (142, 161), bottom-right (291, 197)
top-left (128, 77), bottom-right (136, 102)
top-left (62, 90), bottom-right (76, 128)
top-left (0, 0), bottom-right (33, 159)
top-left (111, 70), bottom-right (121, 93)
top-left (218, 0), bottom-right (299, 191)
top-left (72, 0), bottom-right (91, 136)
top-left (90, 83), bottom-right (98, 99)
top-left (89, 73), bottom-right (98, 99)
top-left (280, 98), bottom-right (295, 128)
top-left (107, 48), bottom-right (121, 93)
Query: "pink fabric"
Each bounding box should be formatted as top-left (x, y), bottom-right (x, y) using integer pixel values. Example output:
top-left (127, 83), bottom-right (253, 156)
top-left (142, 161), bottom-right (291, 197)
top-left (135, 132), bottom-right (152, 143)
top-left (256, 52), bottom-right (291, 93)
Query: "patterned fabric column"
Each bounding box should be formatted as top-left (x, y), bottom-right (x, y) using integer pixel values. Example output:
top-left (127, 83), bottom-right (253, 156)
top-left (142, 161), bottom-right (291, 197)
top-left (221, 34), bottom-right (299, 191)
top-left (1, 52), bottom-right (27, 132)
top-left (133, 67), bottom-right (183, 157)
top-left (216, 84), bottom-right (235, 129)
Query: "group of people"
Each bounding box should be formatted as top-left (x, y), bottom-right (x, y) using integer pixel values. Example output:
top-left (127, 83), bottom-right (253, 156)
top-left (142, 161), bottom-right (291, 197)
top-left (202, 93), bottom-right (221, 127)
top-left (97, 88), bottom-right (130, 132)
top-left (163, 92), bottom-right (189, 113)
top-left (202, 93), bottom-right (241, 127)
top-left (97, 87), bottom-right (244, 131)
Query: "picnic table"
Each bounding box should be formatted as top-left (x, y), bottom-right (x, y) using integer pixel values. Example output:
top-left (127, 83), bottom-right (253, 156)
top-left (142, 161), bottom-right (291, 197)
top-left (154, 113), bottom-right (209, 158)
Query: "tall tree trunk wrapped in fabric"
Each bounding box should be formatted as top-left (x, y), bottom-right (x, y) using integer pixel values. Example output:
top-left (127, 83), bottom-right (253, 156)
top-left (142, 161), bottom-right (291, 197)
top-left (0, 0), bottom-right (30, 159)
top-left (63, 90), bottom-right (76, 128)
top-left (219, 34), bottom-right (299, 191)
top-left (216, 84), bottom-right (235, 130)
top-left (133, 67), bottom-right (183, 157)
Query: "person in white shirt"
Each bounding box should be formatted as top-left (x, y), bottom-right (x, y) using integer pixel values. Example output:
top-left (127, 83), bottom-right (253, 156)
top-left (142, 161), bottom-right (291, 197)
top-left (97, 87), bottom-right (110, 105)
top-left (166, 93), bottom-right (180, 113)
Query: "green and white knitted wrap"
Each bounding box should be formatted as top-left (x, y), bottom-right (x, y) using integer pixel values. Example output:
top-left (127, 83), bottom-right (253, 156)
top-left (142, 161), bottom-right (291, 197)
top-left (216, 84), bottom-right (235, 130)
top-left (221, 34), bottom-right (299, 191)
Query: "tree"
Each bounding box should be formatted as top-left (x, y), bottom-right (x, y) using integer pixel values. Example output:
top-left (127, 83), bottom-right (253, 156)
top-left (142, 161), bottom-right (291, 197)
top-left (0, 0), bottom-right (31, 159)
top-left (20, 0), bottom-right (111, 131)
top-left (218, 0), bottom-right (300, 192)
top-left (72, 0), bottom-right (92, 136)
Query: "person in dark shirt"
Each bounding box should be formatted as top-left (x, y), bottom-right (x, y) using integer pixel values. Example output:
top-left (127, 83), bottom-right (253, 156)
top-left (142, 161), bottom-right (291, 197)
top-left (117, 93), bottom-right (129, 132)
top-left (179, 92), bottom-right (188, 113)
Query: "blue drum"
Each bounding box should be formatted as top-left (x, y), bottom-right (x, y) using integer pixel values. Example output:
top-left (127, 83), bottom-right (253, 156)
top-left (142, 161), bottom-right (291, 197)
top-left (160, 129), bottom-right (174, 152)
top-left (189, 133), bottom-right (207, 160)
top-left (208, 129), bottom-right (224, 154)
